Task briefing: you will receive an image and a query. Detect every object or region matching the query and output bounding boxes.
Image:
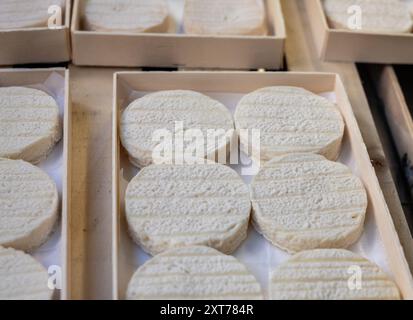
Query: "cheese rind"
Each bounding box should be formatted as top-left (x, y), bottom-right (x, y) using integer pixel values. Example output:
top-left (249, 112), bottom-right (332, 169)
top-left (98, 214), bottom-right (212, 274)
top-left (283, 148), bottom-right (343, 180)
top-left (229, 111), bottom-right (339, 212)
top-left (250, 153), bottom-right (367, 253)
top-left (82, 0), bottom-right (170, 33)
top-left (0, 86), bottom-right (61, 164)
top-left (234, 86), bottom-right (345, 162)
top-left (0, 246), bottom-right (52, 300)
top-left (0, 158), bottom-right (59, 252)
top-left (270, 249), bottom-right (400, 300)
top-left (323, 0), bottom-right (413, 33)
top-left (125, 163), bottom-right (251, 255)
top-left (126, 246), bottom-right (263, 300)
top-left (0, 0), bottom-right (65, 30)
top-left (120, 90), bottom-right (235, 168)
top-left (183, 0), bottom-right (268, 36)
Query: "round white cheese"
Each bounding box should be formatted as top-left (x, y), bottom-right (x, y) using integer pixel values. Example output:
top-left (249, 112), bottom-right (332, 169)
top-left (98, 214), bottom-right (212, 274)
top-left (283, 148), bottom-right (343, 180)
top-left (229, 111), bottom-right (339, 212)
top-left (0, 86), bottom-right (61, 164)
top-left (0, 158), bottom-right (59, 251)
top-left (127, 246), bottom-right (263, 300)
top-left (250, 153), bottom-right (367, 253)
top-left (125, 163), bottom-right (251, 255)
top-left (270, 249), bottom-right (400, 300)
top-left (234, 86), bottom-right (345, 162)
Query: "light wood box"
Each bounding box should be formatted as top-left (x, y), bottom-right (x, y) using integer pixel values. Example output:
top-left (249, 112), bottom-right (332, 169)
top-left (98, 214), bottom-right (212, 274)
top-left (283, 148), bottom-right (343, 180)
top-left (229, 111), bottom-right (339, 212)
top-left (305, 0), bottom-right (413, 64)
top-left (0, 68), bottom-right (72, 300)
top-left (112, 71), bottom-right (413, 300)
top-left (71, 0), bottom-right (285, 70)
top-left (0, 1), bottom-right (71, 66)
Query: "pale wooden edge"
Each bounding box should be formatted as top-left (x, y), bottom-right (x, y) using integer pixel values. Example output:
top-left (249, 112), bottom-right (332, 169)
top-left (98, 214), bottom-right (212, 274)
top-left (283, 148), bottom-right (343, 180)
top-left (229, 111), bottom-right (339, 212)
top-left (274, 0), bottom-right (287, 39)
top-left (377, 66), bottom-right (413, 162)
top-left (304, 0), bottom-right (329, 60)
top-left (71, 0), bottom-right (285, 40)
top-left (111, 71), bottom-right (413, 300)
top-left (112, 73), bottom-right (120, 300)
top-left (334, 74), bottom-right (413, 300)
top-left (61, 69), bottom-right (71, 300)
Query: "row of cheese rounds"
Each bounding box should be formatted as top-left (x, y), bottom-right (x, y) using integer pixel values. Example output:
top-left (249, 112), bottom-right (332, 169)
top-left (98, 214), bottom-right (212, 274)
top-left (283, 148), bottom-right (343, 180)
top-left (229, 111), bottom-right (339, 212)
top-left (120, 87), bottom-right (345, 167)
top-left (0, 86), bottom-right (62, 299)
top-left (1, 0), bottom-right (413, 35)
top-left (127, 246), bottom-right (400, 300)
top-left (0, 0), bottom-right (268, 36)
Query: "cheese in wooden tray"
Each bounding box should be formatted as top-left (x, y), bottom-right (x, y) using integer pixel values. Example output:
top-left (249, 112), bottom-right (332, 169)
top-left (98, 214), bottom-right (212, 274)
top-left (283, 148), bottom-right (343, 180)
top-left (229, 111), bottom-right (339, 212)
top-left (114, 72), bottom-right (412, 300)
top-left (234, 86), bottom-right (345, 163)
top-left (183, 0), bottom-right (268, 36)
top-left (250, 153), bottom-right (367, 253)
top-left (323, 0), bottom-right (413, 33)
top-left (0, 158), bottom-right (59, 252)
top-left (0, 246), bottom-right (53, 300)
top-left (82, 0), bottom-right (170, 33)
top-left (270, 249), bottom-right (400, 300)
top-left (0, 0), bottom-right (66, 29)
top-left (126, 246), bottom-right (263, 300)
top-left (0, 87), bottom-right (62, 164)
top-left (125, 163), bottom-right (251, 255)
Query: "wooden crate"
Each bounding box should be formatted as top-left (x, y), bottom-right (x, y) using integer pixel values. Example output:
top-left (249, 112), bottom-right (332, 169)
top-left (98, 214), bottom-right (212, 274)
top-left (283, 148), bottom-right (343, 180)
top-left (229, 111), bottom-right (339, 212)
top-left (305, 0), bottom-right (413, 64)
top-left (0, 68), bottom-right (71, 300)
top-left (112, 71), bottom-right (413, 300)
top-left (71, 0), bottom-right (285, 69)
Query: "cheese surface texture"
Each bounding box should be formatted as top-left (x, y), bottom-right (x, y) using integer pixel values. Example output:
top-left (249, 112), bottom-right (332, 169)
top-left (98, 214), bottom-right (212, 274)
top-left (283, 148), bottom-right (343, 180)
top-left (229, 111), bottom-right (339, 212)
top-left (120, 90), bottom-right (235, 168)
top-left (0, 159), bottom-right (59, 251)
top-left (0, 247), bottom-right (52, 300)
top-left (183, 0), bottom-right (268, 35)
top-left (125, 163), bottom-right (250, 255)
top-left (270, 249), bottom-right (400, 300)
top-left (82, 0), bottom-right (170, 33)
top-left (323, 0), bottom-right (413, 33)
top-left (126, 246), bottom-right (263, 300)
top-left (0, 86), bottom-right (61, 164)
top-left (234, 86), bottom-right (345, 162)
top-left (250, 153), bottom-right (367, 253)
top-left (0, 0), bottom-right (65, 29)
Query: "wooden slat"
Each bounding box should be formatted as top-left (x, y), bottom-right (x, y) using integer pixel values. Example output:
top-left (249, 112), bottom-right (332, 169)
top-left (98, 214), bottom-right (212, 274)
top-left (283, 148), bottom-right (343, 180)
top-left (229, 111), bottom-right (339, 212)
top-left (282, 0), bottom-right (413, 274)
top-left (69, 66), bottom-right (128, 299)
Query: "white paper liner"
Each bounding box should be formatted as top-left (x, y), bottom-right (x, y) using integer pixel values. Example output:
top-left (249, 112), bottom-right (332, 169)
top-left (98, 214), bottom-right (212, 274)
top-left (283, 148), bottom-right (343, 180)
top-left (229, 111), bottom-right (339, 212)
top-left (117, 88), bottom-right (391, 300)
top-left (2, 72), bottom-right (66, 299)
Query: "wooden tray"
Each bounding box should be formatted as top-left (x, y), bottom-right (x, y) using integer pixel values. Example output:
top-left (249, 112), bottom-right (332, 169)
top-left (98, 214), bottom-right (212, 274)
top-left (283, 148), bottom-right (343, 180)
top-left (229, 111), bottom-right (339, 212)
top-left (0, 0), bottom-right (71, 66)
top-left (305, 0), bottom-right (413, 64)
top-left (112, 71), bottom-right (413, 300)
top-left (0, 68), bottom-right (71, 300)
top-left (71, 0), bottom-right (285, 70)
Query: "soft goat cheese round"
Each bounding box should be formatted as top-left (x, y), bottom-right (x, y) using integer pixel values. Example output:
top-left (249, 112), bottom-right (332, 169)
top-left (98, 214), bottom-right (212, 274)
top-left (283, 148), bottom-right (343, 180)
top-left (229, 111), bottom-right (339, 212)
top-left (0, 86), bottom-right (61, 164)
top-left (82, 0), bottom-right (170, 33)
top-left (270, 249), bottom-right (400, 300)
top-left (183, 0), bottom-right (268, 36)
top-left (250, 153), bottom-right (367, 253)
top-left (0, 246), bottom-right (53, 300)
top-left (120, 90), bottom-right (235, 168)
top-left (0, 158), bottom-right (59, 251)
top-left (126, 246), bottom-right (263, 300)
top-left (125, 163), bottom-right (251, 255)
top-left (234, 86), bottom-right (345, 163)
